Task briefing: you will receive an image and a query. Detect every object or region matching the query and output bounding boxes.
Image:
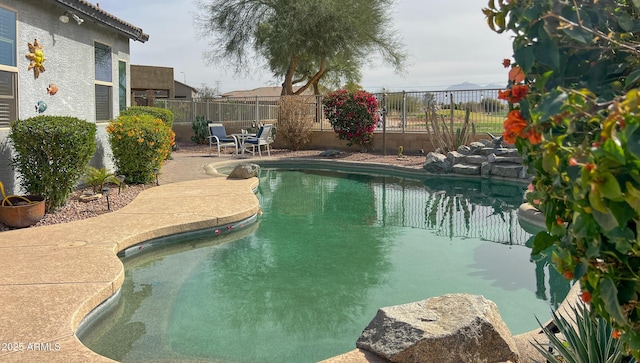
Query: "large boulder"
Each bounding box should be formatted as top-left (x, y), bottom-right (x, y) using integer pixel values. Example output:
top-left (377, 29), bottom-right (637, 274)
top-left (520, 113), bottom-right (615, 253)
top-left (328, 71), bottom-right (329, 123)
top-left (227, 163), bottom-right (260, 179)
top-left (356, 294), bottom-right (519, 363)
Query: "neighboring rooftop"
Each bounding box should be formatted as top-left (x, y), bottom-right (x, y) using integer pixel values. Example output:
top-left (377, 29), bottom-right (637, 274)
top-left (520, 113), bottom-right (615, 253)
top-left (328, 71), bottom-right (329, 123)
top-left (51, 0), bottom-right (149, 42)
top-left (221, 86), bottom-right (313, 98)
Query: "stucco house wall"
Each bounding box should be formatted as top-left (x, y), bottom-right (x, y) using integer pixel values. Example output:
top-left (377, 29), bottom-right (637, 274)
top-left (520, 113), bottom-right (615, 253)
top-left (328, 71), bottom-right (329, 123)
top-left (0, 0), bottom-right (148, 194)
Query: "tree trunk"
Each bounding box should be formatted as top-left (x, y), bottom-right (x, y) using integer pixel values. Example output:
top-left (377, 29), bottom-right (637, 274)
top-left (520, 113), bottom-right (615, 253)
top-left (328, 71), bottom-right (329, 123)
top-left (282, 56), bottom-right (299, 95)
top-left (294, 60), bottom-right (326, 95)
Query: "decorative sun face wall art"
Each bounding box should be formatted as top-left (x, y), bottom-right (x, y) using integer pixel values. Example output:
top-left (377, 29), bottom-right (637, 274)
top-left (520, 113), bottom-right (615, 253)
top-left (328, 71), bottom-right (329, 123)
top-left (25, 39), bottom-right (46, 78)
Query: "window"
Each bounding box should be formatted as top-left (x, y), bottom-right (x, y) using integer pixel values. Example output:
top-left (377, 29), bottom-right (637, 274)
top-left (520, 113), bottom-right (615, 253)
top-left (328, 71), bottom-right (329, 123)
top-left (94, 42), bottom-right (112, 121)
top-left (0, 7), bottom-right (16, 67)
top-left (118, 61), bottom-right (126, 111)
top-left (0, 7), bottom-right (17, 127)
top-left (0, 71), bottom-right (16, 127)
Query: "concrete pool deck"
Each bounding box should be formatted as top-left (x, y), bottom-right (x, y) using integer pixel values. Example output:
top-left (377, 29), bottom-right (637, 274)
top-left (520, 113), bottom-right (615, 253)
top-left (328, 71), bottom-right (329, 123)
top-left (0, 151), bottom-right (578, 362)
top-left (0, 152), bottom-right (259, 362)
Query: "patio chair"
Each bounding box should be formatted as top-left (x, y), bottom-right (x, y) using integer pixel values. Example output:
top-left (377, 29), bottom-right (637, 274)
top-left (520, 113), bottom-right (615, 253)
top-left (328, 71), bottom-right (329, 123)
top-left (243, 124), bottom-right (274, 157)
top-left (207, 123), bottom-right (238, 157)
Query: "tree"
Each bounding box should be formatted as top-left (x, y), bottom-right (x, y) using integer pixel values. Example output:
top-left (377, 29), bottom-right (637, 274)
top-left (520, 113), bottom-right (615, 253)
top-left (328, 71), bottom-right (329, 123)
top-left (195, 0), bottom-right (405, 95)
top-left (195, 84), bottom-right (219, 101)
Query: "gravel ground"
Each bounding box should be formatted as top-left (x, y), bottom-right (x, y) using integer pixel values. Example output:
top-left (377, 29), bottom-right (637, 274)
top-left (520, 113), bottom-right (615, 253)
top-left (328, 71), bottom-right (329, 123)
top-left (0, 142), bottom-right (426, 232)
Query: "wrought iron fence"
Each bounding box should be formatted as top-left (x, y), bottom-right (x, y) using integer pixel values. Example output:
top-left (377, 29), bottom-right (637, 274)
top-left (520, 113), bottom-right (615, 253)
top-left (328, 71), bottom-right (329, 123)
top-left (157, 89), bottom-right (507, 134)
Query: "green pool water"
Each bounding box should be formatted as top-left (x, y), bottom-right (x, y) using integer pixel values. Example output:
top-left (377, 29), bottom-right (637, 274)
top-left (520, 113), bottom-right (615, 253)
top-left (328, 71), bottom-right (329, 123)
top-left (80, 169), bottom-right (571, 363)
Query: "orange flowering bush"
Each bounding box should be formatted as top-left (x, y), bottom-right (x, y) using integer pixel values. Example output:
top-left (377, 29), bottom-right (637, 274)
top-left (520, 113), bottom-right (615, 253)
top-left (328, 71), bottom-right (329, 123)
top-left (486, 0), bottom-right (640, 357)
top-left (107, 115), bottom-right (174, 184)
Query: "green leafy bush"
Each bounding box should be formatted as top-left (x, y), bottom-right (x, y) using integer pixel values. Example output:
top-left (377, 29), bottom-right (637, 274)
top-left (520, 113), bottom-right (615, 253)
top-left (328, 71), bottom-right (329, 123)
top-left (107, 115), bottom-right (172, 184)
top-left (9, 116), bottom-right (96, 212)
top-left (120, 106), bottom-right (174, 128)
top-left (484, 0), bottom-right (640, 355)
top-left (277, 96), bottom-right (314, 151)
top-left (323, 89), bottom-right (379, 151)
top-left (191, 115), bottom-right (208, 144)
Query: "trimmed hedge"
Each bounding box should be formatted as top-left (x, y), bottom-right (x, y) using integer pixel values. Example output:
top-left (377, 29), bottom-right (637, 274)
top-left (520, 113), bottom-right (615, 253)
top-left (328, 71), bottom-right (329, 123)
top-left (107, 114), bottom-right (173, 184)
top-left (9, 116), bottom-right (96, 212)
top-left (120, 106), bottom-right (174, 128)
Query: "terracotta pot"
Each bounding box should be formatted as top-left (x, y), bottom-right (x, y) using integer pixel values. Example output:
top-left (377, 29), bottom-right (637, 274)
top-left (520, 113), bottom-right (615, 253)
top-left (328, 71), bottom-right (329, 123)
top-left (0, 196), bottom-right (46, 228)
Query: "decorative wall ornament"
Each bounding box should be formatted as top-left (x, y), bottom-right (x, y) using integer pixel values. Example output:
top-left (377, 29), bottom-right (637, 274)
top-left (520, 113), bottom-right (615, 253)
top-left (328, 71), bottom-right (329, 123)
top-left (47, 84), bottom-right (58, 96)
top-left (35, 101), bottom-right (47, 113)
top-left (25, 39), bottom-right (46, 78)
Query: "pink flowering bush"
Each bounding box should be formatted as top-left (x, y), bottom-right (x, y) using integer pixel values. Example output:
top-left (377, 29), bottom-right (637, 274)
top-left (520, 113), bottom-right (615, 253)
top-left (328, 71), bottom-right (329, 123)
top-left (323, 89), bottom-right (379, 151)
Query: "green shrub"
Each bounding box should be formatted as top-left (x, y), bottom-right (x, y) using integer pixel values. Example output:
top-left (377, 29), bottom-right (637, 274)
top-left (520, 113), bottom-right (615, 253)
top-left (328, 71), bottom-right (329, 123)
top-left (9, 116), bottom-right (96, 212)
top-left (107, 115), bottom-right (172, 184)
top-left (277, 96), bottom-right (314, 151)
top-left (120, 106), bottom-right (174, 128)
top-left (191, 115), bottom-right (208, 144)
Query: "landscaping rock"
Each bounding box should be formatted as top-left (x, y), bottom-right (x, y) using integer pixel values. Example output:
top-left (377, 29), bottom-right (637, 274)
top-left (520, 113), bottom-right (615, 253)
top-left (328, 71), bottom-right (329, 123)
top-left (492, 164), bottom-right (526, 179)
top-left (464, 155), bottom-right (488, 165)
top-left (488, 154), bottom-right (524, 164)
top-left (446, 151), bottom-right (466, 165)
top-left (469, 142), bottom-right (485, 154)
top-left (452, 163), bottom-right (480, 175)
top-left (227, 163), bottom-right (260, 179)
top-left (423, 153), bottom-right (452, 173)
top-left (356, 294), bottom-right (519, 363)
top-left (457, 145), bottom-right (471, 155)
top-left (319, 149), bottom-right (341, 157)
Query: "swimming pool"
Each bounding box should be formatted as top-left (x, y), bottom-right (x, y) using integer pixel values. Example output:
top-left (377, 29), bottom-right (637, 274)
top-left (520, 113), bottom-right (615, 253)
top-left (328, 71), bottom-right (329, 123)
top-left (79, 168), bottom-right (571, 363)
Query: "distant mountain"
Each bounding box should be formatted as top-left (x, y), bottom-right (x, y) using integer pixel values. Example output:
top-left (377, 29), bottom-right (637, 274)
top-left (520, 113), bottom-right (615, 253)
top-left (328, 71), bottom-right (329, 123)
top-left (434, 82), bottom-right (504, 103)
top-left (446, 82), bottom-right (504, 90)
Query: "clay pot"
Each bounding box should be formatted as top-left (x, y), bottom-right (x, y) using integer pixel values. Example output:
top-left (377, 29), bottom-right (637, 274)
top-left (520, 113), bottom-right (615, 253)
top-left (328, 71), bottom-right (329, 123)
top-left (0, 196), bottom-right (46, 228)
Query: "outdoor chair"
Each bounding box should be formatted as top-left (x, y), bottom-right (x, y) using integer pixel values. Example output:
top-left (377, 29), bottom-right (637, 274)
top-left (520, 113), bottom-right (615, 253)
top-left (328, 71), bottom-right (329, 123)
top-left (243, 124), bottom-right (274, 157)
top-left (207, 123), bottom-right (238, 157)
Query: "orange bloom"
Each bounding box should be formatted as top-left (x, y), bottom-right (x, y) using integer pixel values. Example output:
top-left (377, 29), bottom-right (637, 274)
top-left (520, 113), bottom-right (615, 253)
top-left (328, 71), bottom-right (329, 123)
top-left (612, 330), bottom-right (622, 339)
top-left (509, 66), bottom-right (526, 83)
top-left (510, 84), bottom-right (529, 103)
top-left (503, 110), bottom-right (528, 143)
top-left (562, 270), bottom-right (574, 280)
top-left (502, 58), bottom-right (511, 68)
top-left (498, 89), bottom-right (511, 101)
top-left (581, 291), bottom-right (592, 303)
top-left (525, 128), bottom-right (542, 144)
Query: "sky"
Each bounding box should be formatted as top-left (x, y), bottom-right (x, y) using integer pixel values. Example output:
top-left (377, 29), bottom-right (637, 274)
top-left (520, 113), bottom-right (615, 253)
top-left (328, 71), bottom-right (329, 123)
top-left (96, 0), bottom-right (514, 93)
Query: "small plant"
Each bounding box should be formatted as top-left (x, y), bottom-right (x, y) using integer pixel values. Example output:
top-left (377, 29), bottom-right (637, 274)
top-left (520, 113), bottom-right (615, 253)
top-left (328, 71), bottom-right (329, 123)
top-left (397, 145), bottom-right (404, 158)
top-left (107, 114), bottom-right (173, 184)
top-left (81, 166), bottom-right (121, 193)
top-left (191, 115), bottom-right (209, 144)
top-left (9, 116), bottom-right (96, 212)
top-left (534, 302), bottom-right (636, 363)
top-left (323, 89), bottom-right (379, 151)
top-left (425, 107), bottom-right (476, 153)
top-left (277, 96), bottom-right (314, 151)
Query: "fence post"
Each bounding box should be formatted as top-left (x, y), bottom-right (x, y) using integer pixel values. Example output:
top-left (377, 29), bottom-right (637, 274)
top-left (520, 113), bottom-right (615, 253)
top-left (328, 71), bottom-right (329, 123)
top-left (450, 92), bottom-right (454, 137)
top-left (316, 95), bottom-right (323, 131)
top-left (255, 96), bottom-right (259, 126)
top-left (382, 93), bottom-right (387, 156)
top-left (402, 90), bottom-right (407, 133)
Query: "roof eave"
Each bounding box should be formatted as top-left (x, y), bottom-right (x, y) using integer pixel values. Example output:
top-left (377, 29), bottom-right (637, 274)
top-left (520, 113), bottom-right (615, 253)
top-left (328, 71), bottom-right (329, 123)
top-left (51, 0), bottom-right (149, 43)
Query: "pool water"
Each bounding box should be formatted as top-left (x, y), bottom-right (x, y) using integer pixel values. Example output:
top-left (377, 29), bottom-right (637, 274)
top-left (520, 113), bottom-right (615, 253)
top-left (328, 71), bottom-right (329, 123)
top-left (80, 169), bottom-right (571, 363)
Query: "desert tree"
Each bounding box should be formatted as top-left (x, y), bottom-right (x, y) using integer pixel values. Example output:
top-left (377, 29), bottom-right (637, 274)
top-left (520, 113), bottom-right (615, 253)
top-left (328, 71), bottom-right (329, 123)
top-left (194, 0), bottom-right (406, 95)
